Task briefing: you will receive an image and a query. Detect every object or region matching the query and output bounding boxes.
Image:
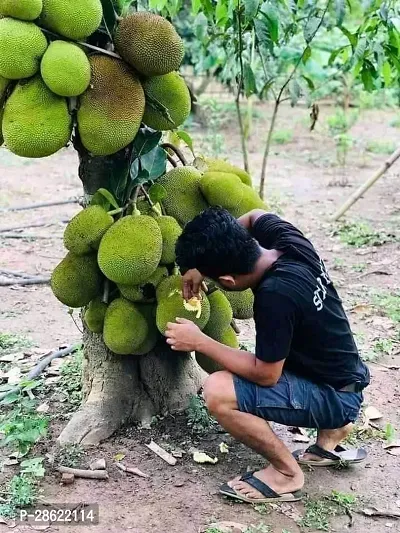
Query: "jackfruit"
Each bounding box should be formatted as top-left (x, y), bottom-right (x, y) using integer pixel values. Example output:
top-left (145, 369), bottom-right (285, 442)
top-left (118, 266), bottom-right (168, 303)
top-left (155, 215), bottom-right (182, 265)
top-left (200, 157), bottom-right (252, 187)
top-left (98, 214), bottom-right (162, 285)
top-left (41, 0), bottom-right (102, 40)
top-left (158, 167), bottom-right (207, 226)
top-left (156, 274), bottom-right (182, 301)
top-left (200, 172), bottom-right (244, 211)
top-left (64, 205), bottom-right (114, 256)
top-left (84, 297), bottom-right (107, 333)
top-left (133, 303), bottom-right (160, 355)
top-left (195, 326), bottom-right (239, 374)
top-left (115, 12), bottom-right (184, 76)
top-left (41, 41), bottom-right (90, 97)
top-left (2, 76), bottom-right (71, 158)
top-left (156, 289), bottom-right (210, 335)
top-left (0, 18), bottom-right (47, 79)
top-left (203, 290), bottom-right (233, 339)
top-left (51, 252), bottom-right (102, 308)
top-left (229, 187), bottom-right (267, 218)
top-left (137, 198), bottom-right (161, 216)
top-left (0, 0), bottom-right (42, 20)
top-left (222, 289), bottom-right (254, 319)
top-left (103, 298), bottom-right (148, 355)
top-left (143, 73), bottom-right (191, 131)
top-left (77, 56), bottom-right (145, 156)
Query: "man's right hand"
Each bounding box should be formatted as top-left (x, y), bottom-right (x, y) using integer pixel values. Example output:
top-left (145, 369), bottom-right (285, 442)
top-left (182, 269), bottom-right (204, 301)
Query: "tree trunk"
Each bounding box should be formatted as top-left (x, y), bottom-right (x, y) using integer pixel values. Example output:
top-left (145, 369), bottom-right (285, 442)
top-left (58, 146), bottom-right (205, 446)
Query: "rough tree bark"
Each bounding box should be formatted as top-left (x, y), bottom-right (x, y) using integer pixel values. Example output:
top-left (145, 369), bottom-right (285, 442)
top-left (58, 147), bottom-right (205, 446)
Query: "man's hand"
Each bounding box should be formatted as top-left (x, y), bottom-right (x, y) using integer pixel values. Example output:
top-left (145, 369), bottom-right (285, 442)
top-left (165, 318), bottom-right (205, 352)
top-left (182, 269), bottom-right (204, 301)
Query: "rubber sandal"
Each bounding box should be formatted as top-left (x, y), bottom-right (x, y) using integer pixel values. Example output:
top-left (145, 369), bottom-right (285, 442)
top-left (219, 471), bottom-right (303, 504)
top-left (293, 444), bottom-right (367, 466)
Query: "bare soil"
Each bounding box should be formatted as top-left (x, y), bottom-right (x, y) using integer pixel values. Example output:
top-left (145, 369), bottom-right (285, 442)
top-left (1, 103), bottom-right (399, 533)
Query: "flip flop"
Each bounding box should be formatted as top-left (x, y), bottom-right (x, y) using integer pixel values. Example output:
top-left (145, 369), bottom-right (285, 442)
top-left (293, 444), bottom-right (367, 466)
top-left (219, 471), bottom-right (303, 504)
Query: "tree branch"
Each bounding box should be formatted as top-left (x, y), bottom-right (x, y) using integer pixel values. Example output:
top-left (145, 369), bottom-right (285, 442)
top-left (161, 143), bottom-right (188, 166)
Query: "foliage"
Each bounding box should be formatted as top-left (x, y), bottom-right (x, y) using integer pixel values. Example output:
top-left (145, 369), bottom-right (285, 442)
top-left (372, 290), bottom-right (400, 323)
top-left (186, 394), bottom-right (216, 433)
top-left (365, 139), bottom-right (396, 154)
top-left (53, 443), bottom-right (85, 468)
top-left (272, 129), bottom-right (293, 145)
top-left (0, 475), bottom-right (38, 519)
top-left (300, 491), bottom-right (356, 531)
top-left (0, 333), bottom-right (32, 355)
top-left (58, 349), bottom-right (83, 409)
top-left (333, 221), bottom-right (395, 247)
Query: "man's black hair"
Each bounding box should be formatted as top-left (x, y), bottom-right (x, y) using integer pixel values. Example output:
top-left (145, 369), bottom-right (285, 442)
top-left (175, 207), bottom-right (261, 279)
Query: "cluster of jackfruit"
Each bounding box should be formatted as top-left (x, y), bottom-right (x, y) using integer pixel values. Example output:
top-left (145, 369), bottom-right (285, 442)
top-left (0, 4), bottom-right (192, 156)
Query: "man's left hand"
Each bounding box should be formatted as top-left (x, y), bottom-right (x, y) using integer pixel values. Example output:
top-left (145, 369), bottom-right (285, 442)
top-left (165, 318), bottom-right (205, 352)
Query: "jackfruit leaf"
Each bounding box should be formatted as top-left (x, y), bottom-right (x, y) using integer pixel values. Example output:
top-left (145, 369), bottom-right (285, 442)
top-left (175, 130), bottom-right (194, 154)
top-left (254, 18), bottom-right (273, 54)
top-left (243, 63), bottom-right (256, 97)
top-left (302, 46), bottom-right (312, 64)
top-left (244, 0), bottom-right (260, 22)
top-left (304, 16), bottom-right (321, 43)
top-left (90, 188), bottom-right (119, 210)
top-left (340, 26), bottom-right (357, 49)
top-left (148, 183), bottom-right (167, 204)
top-left (140, 146), bottom-right (167, 181)
top-left (132, 129), bottom-right (162, 159)
top-left (100, 0), bottom-right (117, 36)
top-left (259, 4), bottom-right (279, 42)
top-left (129, 158), bottom-right (140, 182)
top-left (335, 0), bottom-right (346, 26)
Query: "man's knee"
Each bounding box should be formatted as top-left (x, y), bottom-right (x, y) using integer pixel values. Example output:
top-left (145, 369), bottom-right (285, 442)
top-left (203, 370), bottom-right (237, 416)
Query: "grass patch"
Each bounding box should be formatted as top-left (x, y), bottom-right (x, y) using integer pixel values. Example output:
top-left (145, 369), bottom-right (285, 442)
top-left (366, 140), bottom-right (396, 155)
top-left (272, 129), bottom-right (293, 145)
top-left (300, 491), bottom-right (356, 531)
top-left (351, 263), bottom-right (367, 273)
top-left (372, 290), bottom-right (400, 323)
top-left (186, 394), bottom-right (216, 434)
top-left (334, 221), bottom-right (395, 247)
top-left (54, 443), bottom-right (85, 468)
top-left (389, 116), bottom-right (400, 128)
top-left (344, 425), bottom-right (385, 446)
top-left (58, 349), bottom-right (83, 409)
top-left (0, 333), bottom-right (32, 355)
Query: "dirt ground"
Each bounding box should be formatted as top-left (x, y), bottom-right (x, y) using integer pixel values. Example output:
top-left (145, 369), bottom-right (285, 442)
top-left (1, 102), bottom-right (400, 533)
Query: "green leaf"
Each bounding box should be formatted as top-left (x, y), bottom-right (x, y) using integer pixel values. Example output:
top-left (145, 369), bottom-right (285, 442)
top-left (352, 37), bottom-right (367, 66)
top-left (175, 130), bottom-right (195, 154)
top-left (303, 16), bottom-right (321, 44)
top-left (140, 146), bottom-right (167, 181)
top-left (334, 0), bottom-right (346, 26)
top-left (244, 0), bottom-right (260, 22)
top-left (90, 188), bottom-right (119, 210)
top-left (302, 45), bottom-right (311, 64)
top-left (132, 130), bottom-right (162, 159)
top-left (361, 64), bottom-right (375, 92)
top-left (254, 18), bottom-right (273, 53)
top-left (288, 79), bottom-right (301, 106)
top-left (340, 26), bottom-right (358, 49)
top-left (243, 63), bottom-right (256, 97)
top-left (329, 45), bottom-right (346, 65)
top-left (192, 0), bottom-right (201, 14)
top-left (216, 0), bottom-right (228, 25)
top-left (129, 158), bottom-right (140, 182)
top-left (302, 75), bottom-right (315, 90)
top-left (260, 5), bottom-right (279, 42)
top-left (382, 61), bottom-right (392, 86)
top-left (100, 0), bottom-right (117, 36)
top-left (0, 393), bottom-right (20, 405)
top-left (148, 183), bottom-right (167, 204)
top-left (259, 77), bottom-right (275, 98)
top-left (194, 12), bottom-right (208, 41)
top-left (20, 458), bottom-right (45, 478)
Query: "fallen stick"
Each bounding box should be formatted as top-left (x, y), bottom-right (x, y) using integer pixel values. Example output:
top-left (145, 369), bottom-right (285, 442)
top-left (57, 466), bottom-right (109, 480)
top-left (145, 441), bottom-right (177, 466)
top-left (0, 276), bottom-right (51, 287)
top-left (0, 233), bottom-right (53, 240)
top-left (0, 199), bottom-right (78, 213)
top-left (0, 269), bottom-right (32, 278)
top-left (0, 218), bottom-right (69, 233)
top-left (115, 462), bottom-right (149, 478)
top-left (361, 507), bottom-right (400, 519)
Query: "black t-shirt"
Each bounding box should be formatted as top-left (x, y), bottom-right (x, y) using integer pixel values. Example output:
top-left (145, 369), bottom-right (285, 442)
top-left (251, 213), bottom-right (370, 389)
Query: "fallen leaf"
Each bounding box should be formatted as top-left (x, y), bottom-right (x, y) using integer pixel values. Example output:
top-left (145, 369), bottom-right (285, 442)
top-left (193, 451), bottom-right (218, 464)
top-left (219, 442), bottom-right (229, 454)
top-left (365, 406), bottom-right (383, 421)
top-left (114, 453), bottom-right (126, 462)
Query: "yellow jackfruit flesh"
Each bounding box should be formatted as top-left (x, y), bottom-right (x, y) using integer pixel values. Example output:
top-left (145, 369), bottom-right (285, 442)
top-left (41, 41), bottom-right (90, 97)
top-left (143, 72), bottom-right (191, 131)
top-left (196, 326), bottom-right (239, 374)
top-left (115, 12), bottom-right (184, 76)
top-left (0, 18), bottom-right (47, 79)
top-left (0, 0), bottom-right (42, 20)
top-left (84, 297), bottom-right (107, 333)
top-left (41, 0), bottom-right (102, 40)
top-left (64, 205), bottom-right (114, 256)
top-left (200, 158), bottom-right (252, 187)
top-left (158, 167), bottom-right (208, 226)
top-left (2, 76), bottom-right (71, 158)
top-left (203, 290), bottom-right (233, 339)
top-left (77, 56), bottom-right (145, 156)
top-left (156, 289), bottom-right (210, 335)
top-left (200, 172), bottom-right (244, 211)
top-left (222, 289), bottom-right (254, 319)
top-left (103, 298), bottom-right (148, 355)
top-left (155, 215), bottom-right (182, 265)
top-left (98, 214), bottom-right (162, 285)
top-left (155, 274), bottom-right (182, 301)
top-left (132, 303), bottom-right (160, 355)
top-left (51, 252), bottom-right (102, 308)
top-left (118, 266), bottom-right (168, 303)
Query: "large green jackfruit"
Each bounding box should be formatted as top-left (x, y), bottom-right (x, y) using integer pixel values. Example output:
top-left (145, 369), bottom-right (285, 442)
top-left (115, 12), bottom-right (184, 76)
top-left (0, 0), bottom-right (42, 20)
top-left (200, 172), bottom-right (244, 211)
top-left (41, 0), bottom-right (102, 40)
top-left (0, 18), bottom-right (47, 79)
top-left (155, 215), bottom-right (182, 265)
top-left (158, 167), bottom-right (207, 226)
top-left (203, 290), bottom-right (233, 339)
top-left (156, 274), bottom-right (182, 301)
top-left (143, 73), bottom-right (191, 131)
top-left (133, 303), bottom-right (160, 355)
top-left (2, 76), bottom-right (71, 158)
top-left (199, 157), bottom-right (252, 187)
top-left (98, 214), bottom-right (162, 285)
top-left (51, 252), bottom-right (102, 308)
top-left (41, 41), bottom-right (90, 97)
top-left (156, 288), bottom-right (210, 335)
top-left (196, 326), bottom-right (238, 374)
top-left (103, 298), bottom-right (148, 355)
top-left (64, 205), bottom-right (114, 256)
top-left (118, 266), bottom-right (168, 303)
top-left (229, 187), bottom-right (267, 218)
top-left (222, 289), bottom-right (254, 319)
top-left (84, 297), bottom-right (107, 333)
top-left (77, 56), bottom-right (145, 156)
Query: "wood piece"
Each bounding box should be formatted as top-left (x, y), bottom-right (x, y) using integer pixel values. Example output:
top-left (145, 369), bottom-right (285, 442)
top-left (0, 199), bottom-right (78, 213)
top-left (361, 508), bottom-right (400, 519)
top-left (115, 462), bottom-right (149, 478)
top-left (145, 441), bottom-right (177, 465)
top-left (57, 466), bottom-right (109, 480)
top-left (61, 473), bottom-right (75, 485)
top-left (0, 276), bottom-right (51, 287)
top-left (90, 458), bottom-right (106, 471)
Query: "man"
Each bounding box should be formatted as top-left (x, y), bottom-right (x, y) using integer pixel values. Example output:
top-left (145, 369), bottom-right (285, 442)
top-left (165, 207), bottom-right (370, 504)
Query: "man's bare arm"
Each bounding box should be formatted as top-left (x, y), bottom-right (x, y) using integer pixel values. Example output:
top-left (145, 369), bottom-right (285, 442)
top-left (237, 209), bottom-right (268, 231)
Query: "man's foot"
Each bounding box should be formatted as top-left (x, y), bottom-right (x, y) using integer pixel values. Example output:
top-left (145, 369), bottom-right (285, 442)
top-left (301, 424), bottom-right (353, 463)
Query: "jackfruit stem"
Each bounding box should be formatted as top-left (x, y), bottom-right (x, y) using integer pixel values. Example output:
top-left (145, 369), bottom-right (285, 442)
top-left (161, 143), bottom-right (188, 166)
top-left (140, 186), bottom-right (162, 216)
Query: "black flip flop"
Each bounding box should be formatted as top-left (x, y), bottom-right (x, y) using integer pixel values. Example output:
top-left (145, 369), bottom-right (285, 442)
top-left (219, 471), bottom-right (303, 504)
top-left (293, 443), bottom-right (367, 466)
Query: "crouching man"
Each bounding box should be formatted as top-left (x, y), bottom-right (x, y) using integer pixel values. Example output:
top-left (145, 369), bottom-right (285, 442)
top-left (165, 207), bottom-right (369, 504)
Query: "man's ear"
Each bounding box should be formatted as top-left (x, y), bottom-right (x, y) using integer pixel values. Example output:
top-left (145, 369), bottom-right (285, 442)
top-left (218, 275), bottom-right (236, 289)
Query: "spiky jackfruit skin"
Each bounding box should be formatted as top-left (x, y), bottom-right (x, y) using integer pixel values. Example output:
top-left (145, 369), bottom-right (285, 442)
top-left (103, 298), bottom-right (148, 355)
top-left (222, 289), bottom-right (254, 319)
top-left (196, 326), bottom-right (238, 374)
top-left (143, 73), bottom-right (191, 131)
top-left (51, 252), bottom-right (102, 308)
top-left (0, 19), bottom-right (47, 79)
top-left (0, 0), bottom-right (42, 20)
top-left (156, 290), bottom-right (210, 335)
top-left (41, 41), bottom-right (90, 97)
top-left (115, 12), bottom-right (184, 76)
top-left (203, 290), bottom-right (233, 339)
top-left (158, 167), bottom-right (207, 226)
top-left (98, 214), bottom-right (162, 285)
top-left (3, 76), bottom-right (71, 158)
top-left (77, 56), bottom-right (145, 156)
top-left (200, 172), bottom-right (244, 211)
top-left (84, 297), bottom-right (107, 333)
top-left (156, 274), bottom-right (182, 301)
top-left (155, 216), bottom-right (182, 265)
top-left (64, 206), bottom-right (114, 256)
top-left (229, 187), bottom-right (267, 218)
top-left (118, 266), bottom-right (168, 303)
top-left (41, 0), bottom-right (102, 40)
top-left (136, 198), bottom-right (161, 216)
top-left (204, 158), bottom-right (252, 187)
top-left (133, 303), bottom-right (160, 355)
